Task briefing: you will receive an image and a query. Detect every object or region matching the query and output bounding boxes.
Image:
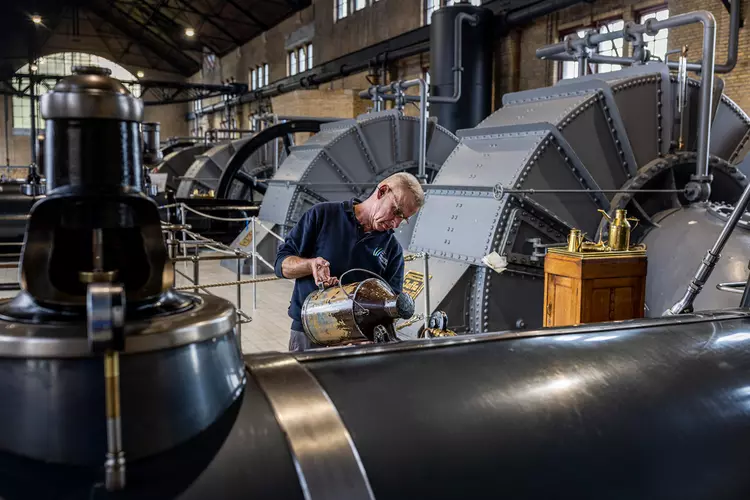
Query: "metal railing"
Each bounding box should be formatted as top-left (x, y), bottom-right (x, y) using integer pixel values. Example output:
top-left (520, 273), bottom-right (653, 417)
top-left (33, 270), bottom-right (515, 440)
top-left (164, 201), bottom-right (434, 334)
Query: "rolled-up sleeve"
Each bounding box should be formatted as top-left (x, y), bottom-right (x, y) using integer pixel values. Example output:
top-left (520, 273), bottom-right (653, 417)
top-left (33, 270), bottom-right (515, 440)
top-left (274, 208), bottom-right (319, 278)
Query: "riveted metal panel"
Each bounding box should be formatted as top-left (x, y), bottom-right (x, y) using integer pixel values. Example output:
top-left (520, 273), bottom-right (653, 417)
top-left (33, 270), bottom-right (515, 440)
top-left (555, 64), bottom-right (673, 159)
top-left (471, 268), bottom-right (544, 333)
top-left (154, 144), bottom-right (211, 191)
top-left (431, 131), bottom-right (546, 189)
top-left (409, 193), bottom-right (501, 263)
top-left (711, 94), bottom-right (750, 163)
top-left (175, 138), bottom-right (253, 197)
top-left (176, 157), bottom-right (222, 197)
top-left (489, 81), bottom-right (636, 189)
top-left (395, 257), bottom-right (471, 340)
top-left (259, 148), bottom-right (322, 225)
top-left (260, 113), bottom-right (458, 230)
top-left (427, 122), bottom-right (460, 165)
top-left (490, 93), bottom-right (595, 128)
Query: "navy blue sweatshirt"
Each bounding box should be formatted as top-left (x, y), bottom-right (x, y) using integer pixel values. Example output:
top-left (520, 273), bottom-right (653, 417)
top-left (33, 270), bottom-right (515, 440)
top-left (274, 199), bottom-right (405, 332)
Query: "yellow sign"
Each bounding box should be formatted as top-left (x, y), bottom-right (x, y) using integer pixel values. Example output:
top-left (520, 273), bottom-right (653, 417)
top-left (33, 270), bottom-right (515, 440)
top-left (403, 270), bottom-right (426, 300)
top-left (239, 230), bottom-right (253, 247)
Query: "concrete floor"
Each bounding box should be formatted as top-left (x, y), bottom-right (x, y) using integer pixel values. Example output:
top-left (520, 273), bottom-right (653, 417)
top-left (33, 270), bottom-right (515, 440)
top-left (0, 260), bottom-right (295, 354)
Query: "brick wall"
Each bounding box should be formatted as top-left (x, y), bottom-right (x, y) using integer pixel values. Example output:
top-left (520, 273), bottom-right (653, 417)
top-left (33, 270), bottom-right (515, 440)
top-left (505, 0), bottom-right (749, 111)
top-left (193, 0), bottom-right (750, 131)
top-left (271, 88), bottom-right (370, 118)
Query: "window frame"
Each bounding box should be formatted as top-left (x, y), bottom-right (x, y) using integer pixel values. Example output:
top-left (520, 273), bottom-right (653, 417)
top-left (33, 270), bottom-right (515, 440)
top-left (288, 50), bottom-right (298, 76)
top-left (287, 44), bottom-right (313, 76)
top-left (12, 52), bottom-right (138, 135)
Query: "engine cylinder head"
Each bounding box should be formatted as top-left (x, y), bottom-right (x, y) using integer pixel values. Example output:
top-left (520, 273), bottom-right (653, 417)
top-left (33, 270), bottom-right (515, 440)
top-left (40, 66), bottom-right (144, 194)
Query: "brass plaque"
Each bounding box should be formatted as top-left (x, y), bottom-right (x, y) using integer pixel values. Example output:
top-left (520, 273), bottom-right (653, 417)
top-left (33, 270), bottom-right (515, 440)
top-left (403, 270), bottom-right (425, 300)
top-left (238, 230), bottom-right (253, 248)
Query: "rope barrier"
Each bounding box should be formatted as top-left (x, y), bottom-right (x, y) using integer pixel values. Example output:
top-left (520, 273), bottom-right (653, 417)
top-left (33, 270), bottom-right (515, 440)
top-left (174, 275), bottom-right (281, 291)
top-left (181, 203), bottom-right (256, 222)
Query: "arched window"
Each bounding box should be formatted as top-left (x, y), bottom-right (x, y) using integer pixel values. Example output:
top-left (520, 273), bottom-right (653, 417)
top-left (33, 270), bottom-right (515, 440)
top-left (12, 52), bottom-right (140, 133)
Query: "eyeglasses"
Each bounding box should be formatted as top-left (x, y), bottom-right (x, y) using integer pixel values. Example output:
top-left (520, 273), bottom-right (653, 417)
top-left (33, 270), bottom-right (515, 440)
top-left (389, 190), bottom-right (409, 225)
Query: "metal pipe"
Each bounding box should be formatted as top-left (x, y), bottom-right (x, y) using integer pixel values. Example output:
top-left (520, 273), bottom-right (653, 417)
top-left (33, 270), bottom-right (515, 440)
top-left (537, 11), bottom-right (717, 194)
top-left (180, 206), bottom-right (187, 265)
top-left (4, 94), bottom-right (9, 166)
top-left (665, 0), bottom-right (739, 74)
top-left (394, 79), bottom-right (428, 184)
top-left (104, 351), bottom-right (125, 491)
top-left (423, 253), bottom-right (430, 332)
top-left (428, 12), bottom-right (478, 104)
top-left (504, 0), bottom-right (587, 25)
top-left (252, 217), bottom-right (257, 311)
top-left (273, 114), bottom-right (279, 172)
top-left (741, 275), bottom-right (750, 308)
top-left (578, 53), bottom-right (587, 76)
top-left (667, 179), bottom-right (750, 315)
top-left (192, 255), bottom-right (200, 293)
top-left (236, 248), bottom-right (243, 347)
top-left (543, 53), bottom-right (639, 65)
top-left (716, 281), bottom-right (745, 294)
top-left (29, 74), bottom-right (36, 166)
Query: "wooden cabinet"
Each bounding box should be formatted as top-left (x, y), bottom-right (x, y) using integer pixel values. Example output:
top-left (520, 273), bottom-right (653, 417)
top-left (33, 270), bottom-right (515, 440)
top-left (543, 249), bottom-right (647, 327)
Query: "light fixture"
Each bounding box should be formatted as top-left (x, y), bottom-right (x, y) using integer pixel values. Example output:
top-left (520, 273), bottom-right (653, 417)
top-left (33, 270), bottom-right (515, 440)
top-left (136, 71), bottom-right (145, 78)
top-left (30, 64), bottom-right (38, 72)
top-left (184, 27), bottom-right (195, 37)
top-left (31, 14), bottom-right (42, 24)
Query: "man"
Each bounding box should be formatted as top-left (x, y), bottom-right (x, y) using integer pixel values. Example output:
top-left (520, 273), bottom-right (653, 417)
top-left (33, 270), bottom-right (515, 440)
top-left (274, 172), bottom-right (425, 351)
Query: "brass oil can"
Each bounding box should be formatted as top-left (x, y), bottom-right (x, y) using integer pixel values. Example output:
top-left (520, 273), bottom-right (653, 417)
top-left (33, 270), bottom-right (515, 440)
top-left (301, 278), bottom-right (415, 346)
top-left (599, 209), bottom-right (639, 251)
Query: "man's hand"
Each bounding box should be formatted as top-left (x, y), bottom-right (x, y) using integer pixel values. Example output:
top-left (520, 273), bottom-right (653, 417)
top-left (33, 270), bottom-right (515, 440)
top-left (309, 257), bottom-right (339, 287)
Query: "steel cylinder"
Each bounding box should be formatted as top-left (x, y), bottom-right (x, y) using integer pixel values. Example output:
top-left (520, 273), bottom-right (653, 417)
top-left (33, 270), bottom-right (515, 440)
top-left (301, 278), bottom-right (413, 345)
top-left (142, 122), bottom-right (163, 166)
top-left (429, 3), bottom-right (493, 133)
top-left (40, 66), bottom-right (144, 193)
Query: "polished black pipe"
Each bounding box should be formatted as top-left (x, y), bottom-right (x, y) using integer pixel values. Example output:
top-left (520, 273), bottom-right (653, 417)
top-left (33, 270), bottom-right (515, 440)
top-left (5, 312), bottom-right (750, 498)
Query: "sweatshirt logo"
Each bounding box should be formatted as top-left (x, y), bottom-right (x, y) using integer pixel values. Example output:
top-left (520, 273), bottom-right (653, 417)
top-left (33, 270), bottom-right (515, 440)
top-left (373, 247), bottom-right (388, 268)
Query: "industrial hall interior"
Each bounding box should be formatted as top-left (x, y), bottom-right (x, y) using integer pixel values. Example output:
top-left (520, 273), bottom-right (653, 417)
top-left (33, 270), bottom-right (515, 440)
top-left (4, 0), bottom-right (750, 496)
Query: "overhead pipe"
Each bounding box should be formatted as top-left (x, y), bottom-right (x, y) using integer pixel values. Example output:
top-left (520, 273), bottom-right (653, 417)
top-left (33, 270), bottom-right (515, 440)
top-left (504, 0), bottom-right (589, 27)
top-left (537, 11), bottom-right (717, 201)
top-left (666, 0), bottom-right (739, 74)
top-left (190, 0), bottom-right (588, 120)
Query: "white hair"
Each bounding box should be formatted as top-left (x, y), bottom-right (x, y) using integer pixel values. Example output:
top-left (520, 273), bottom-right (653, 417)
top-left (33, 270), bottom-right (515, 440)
top-left (379, 172), bottom-right (425, 208)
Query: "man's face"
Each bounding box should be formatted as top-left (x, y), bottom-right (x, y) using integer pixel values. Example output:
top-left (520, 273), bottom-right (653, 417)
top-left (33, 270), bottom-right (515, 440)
top-left (371, 185), bottom-right (419, 232)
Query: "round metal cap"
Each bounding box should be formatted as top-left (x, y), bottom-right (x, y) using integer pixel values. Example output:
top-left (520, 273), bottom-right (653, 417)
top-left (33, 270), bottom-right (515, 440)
top-left (40, 65), bottom-right (143, 122)
top-left (396, 292), bottom-right (415, 319)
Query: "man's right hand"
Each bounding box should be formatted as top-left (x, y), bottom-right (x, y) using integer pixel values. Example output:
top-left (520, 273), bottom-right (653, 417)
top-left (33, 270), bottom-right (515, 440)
top-left (309, 257), bottom-right (339, 287)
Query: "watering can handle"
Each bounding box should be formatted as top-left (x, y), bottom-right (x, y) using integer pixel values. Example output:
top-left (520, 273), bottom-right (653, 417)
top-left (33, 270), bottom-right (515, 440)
top-left (627, 217), bottom-right (640, 231)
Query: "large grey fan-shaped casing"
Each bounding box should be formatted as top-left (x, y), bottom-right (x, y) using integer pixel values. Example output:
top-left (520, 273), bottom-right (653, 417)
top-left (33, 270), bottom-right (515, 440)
top-left (257, 110), bottom-right (458, 255)
top-left (153, 144), bottom-right (211, 192)
top-left (176, 137), bottom-right (269, 200)
top-left (402, 63), bottom-right (750, 338)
